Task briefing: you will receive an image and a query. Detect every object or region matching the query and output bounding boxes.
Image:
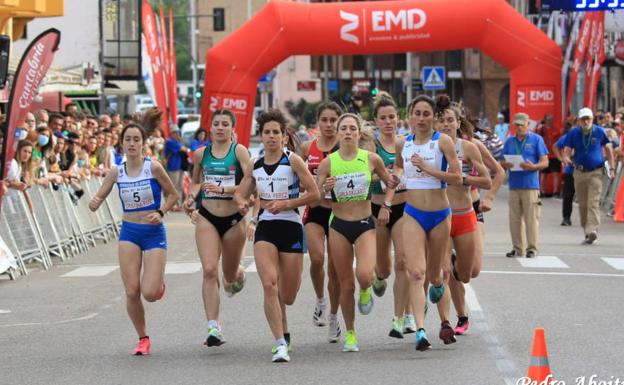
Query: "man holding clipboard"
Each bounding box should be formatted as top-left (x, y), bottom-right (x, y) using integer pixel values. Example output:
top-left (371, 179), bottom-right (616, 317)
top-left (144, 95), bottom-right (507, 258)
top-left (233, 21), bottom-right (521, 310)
top-left (500, 113), bottom-right (549, 258)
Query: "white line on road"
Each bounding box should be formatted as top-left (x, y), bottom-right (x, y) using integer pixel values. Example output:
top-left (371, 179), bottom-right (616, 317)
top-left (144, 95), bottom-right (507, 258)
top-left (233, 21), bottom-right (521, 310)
top-left (481, 270), bottom-right (624, 278)
top-left (517, 256), bottom-right (569, 269)
top-left (164, 262), bottom-right (202, 274)
top-left (245, 262), bottom-right (257, 272)
top-left (464, 283), bottom-right (483, 312)
top-left (601, 257), bottom-right (624, 270)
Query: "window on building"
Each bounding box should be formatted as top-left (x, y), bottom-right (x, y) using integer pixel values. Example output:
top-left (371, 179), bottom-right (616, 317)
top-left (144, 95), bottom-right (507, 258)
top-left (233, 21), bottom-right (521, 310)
top-left (446, 50), bottom-right (462, 71)
top-left (353, 55), bottom-right (366, 71)
top-left (393, 54), bottom-right (406, 71)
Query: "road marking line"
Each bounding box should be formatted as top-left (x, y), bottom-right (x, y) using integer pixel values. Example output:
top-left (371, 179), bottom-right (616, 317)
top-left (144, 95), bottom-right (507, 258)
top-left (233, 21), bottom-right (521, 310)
top-left (481, 270), bottom-right (624, 278)
top-left (464, 283), bottom-right (483, 312)
top-left (61, 266), bottom-right (119, 277)
top-left (165, 262), bottom-right (202, 274)
top-left (601, 257), bottom-right (624, 270)
top-left (0, 309), bottom-right (11, 314)
top-left (245, 262), bottom-right (257, 272)
top-left (517, 256), bottom-right (569, 269)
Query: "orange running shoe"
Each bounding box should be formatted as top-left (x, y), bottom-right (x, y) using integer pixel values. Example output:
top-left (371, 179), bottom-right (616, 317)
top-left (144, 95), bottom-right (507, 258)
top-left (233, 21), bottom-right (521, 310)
top-left (132, 337), bottom-right (151, 355)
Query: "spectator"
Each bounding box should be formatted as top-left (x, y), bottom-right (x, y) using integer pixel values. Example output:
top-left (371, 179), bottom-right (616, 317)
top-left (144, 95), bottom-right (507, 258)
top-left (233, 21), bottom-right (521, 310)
top-left (478, 110), bottom-right (491, 129)
top-left (98, 114), bottom-right (112, 129)
top-left (474, 120), bottom-right (505, 161)
top-left (562, 107), bottom-right (616, 245)
top-left (65, 102), bottom-right (78, 113)
top-left (536, 114), bottom-right (562, 197)
top-left (48, 113), bottom-right (64, 133)
top-left (190, 128), bottom-right (209, 151)
top-left (500, 112), bottom-right (549, 258)
top-left (6, 139), bottom-right (34, 191)
top-left (24, 112), bottom-right (36, 132)
top-left (164, 127), bottom-right (188, 210)
top-left (494, 112), bottom-right (509, 141)
top-left (85, 115), bottom-right (98, 135)
top-left (553, 127), bottom-right (575, 226)
top-left (35, 109), bottom-right (49, 126)
top-left (111, 113), bottom-right (121, 125)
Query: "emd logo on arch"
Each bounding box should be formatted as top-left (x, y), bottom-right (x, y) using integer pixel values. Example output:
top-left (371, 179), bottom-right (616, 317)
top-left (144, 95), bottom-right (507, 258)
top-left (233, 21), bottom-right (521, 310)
top-left (340, 8), bottom-right (428, 45)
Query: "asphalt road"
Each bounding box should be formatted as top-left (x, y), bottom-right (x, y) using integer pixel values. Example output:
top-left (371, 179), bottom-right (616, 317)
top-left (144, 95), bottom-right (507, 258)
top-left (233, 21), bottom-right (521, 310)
top-left (1, 187), bottom-right (623, 385)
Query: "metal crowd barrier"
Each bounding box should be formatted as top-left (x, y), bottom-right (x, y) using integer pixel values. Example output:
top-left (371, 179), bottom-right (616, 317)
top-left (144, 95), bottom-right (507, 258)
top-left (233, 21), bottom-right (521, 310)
top-left (600, 161), bottom-right (624, 215)
top-left (0, 177), bottom-right (123, 279)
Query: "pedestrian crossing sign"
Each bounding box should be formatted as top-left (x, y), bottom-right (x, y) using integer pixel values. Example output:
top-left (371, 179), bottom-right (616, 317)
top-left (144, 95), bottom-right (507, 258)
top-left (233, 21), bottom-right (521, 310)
top-left (422, 66), bottom-right (446, 91)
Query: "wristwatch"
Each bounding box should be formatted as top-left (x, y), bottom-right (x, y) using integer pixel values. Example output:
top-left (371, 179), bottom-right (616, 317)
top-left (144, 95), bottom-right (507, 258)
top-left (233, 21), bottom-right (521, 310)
top-left (462, 176), bottom-right (469, 186)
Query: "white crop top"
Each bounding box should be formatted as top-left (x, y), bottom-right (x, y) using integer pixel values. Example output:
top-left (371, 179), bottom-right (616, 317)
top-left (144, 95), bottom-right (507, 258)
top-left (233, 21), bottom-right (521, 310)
top-left (402, 131), bottom-right (448, 190)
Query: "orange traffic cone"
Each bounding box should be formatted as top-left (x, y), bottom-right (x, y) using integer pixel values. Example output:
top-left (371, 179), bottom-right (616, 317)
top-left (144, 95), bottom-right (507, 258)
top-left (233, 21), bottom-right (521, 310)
top-left (527, 328), bottom-right (551, 381)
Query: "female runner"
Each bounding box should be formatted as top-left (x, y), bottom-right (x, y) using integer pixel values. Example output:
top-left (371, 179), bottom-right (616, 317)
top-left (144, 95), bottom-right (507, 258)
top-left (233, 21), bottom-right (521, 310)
top-left (89, 123), bottom-right (179, 355)
top-left (235, 109), bottom-right (320, 363)
top-left (184, 109), bottom-right (252, 347)
top-left (298, 102), bottom-right (342, 341)
top-left (316, 113), bottom-right (398, 352)
top-left (383, 95), bottom-right (461, 351)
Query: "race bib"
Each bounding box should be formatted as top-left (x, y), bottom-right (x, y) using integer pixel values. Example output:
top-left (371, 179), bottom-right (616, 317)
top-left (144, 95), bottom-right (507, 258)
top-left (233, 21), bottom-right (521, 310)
top-left (203, 174), bottom-right (235, 197)
top-left (333, 172), bottom-right (368, 199)
top-left (257, 175), bottom-right (289, 200)
top-left (120, 180), bottom-right (155, 210)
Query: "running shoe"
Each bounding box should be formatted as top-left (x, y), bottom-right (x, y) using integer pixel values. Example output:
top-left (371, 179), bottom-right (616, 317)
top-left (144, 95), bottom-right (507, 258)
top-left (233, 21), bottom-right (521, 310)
top-left (205, 326), bottom-right (226, 347)
top-left (403, 313), bottom-right (416, 334)
top-left (313, 300), bottom-right (327, 327)
top-left (132, 337), bottom-right (151, 355)
top-left (342, 330), bottom-right (359, 352)
top-left (225, 271), bottom-right (246, 298)
top-left (388, 316), bottom-right (404, 339)
top-left (328, 315), bottom-right (341, 343)
top-left (439, 321), bottom-right (457, 344)
top-left (561, 218), bottom-right (572, 226)
top-left (284, 333), bottom-right (292, 352)
top-left (428, 283), bottom-right (445, 304)
top-left (372, 276), bottom-right (387, 297)
top-left (358, 287), bottom-right (374, 315)
top-left (415, 329), bottom-right (431, 351)
top-left (271, 344), bottom-right (290, 363)
top-left (454, 316), bottom-right (470, 335)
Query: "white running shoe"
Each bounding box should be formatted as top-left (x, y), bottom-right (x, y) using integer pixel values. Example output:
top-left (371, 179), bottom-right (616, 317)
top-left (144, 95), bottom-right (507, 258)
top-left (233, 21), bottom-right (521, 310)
top-left (313, 300), bottom-right (327, 326)
top-left (271, 344), bottom-right (290, 363)
top-left (328, 315), bottom-right (341, 343)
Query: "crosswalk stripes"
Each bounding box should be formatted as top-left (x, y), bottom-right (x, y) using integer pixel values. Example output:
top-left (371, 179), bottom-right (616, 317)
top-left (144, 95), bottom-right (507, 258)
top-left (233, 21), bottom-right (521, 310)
top-left (165, 262), bottom-right (202, 275)
top-left (601, 257), bottom-right (624, 270)
top-left (516, 256), bottom-right (569, 269)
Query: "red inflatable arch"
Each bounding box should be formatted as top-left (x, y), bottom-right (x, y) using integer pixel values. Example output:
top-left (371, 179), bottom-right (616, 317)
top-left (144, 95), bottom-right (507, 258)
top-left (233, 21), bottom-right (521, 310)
top-left (200, 0), bottom-right (562, 147)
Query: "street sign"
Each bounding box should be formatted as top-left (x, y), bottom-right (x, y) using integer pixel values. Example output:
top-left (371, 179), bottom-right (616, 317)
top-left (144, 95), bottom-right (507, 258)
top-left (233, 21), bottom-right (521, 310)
top-left (328, 79), bottom-right (338, 92)
top-left (422, 66), bottom-right (445, 91)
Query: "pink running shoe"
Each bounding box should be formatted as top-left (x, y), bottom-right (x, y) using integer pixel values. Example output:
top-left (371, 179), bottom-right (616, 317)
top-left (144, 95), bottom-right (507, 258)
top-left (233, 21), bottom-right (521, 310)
top-left (454, 316), bottom-right (470, 335)
top-left (132, 337), bottom-right (151, 355)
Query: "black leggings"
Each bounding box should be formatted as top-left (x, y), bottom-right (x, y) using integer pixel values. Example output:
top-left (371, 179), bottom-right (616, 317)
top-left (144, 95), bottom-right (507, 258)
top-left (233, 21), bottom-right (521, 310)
top-left (562, 173), bottom-right (575, 220)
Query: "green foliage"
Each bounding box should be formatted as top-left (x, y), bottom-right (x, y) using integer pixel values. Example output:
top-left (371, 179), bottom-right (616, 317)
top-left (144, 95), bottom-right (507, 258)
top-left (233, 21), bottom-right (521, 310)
top-left (285, 98), bottom-right (322, 127)
top-left (149, 0), bottom-right (192, 81)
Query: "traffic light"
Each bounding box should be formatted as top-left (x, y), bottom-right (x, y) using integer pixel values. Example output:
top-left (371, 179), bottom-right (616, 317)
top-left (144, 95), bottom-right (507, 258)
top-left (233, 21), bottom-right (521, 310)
top-left (195, 89), bottom-right (202, 100)
top-left (213, 8), bottom-right (225, 31)
top-left (370, 79), bottom-right (378, 97)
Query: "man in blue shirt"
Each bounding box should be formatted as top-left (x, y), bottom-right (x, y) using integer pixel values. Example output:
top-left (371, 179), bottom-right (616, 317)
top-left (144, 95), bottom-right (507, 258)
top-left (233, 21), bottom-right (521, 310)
top-left (500, 113), bottom-right (549, 258)
top-left (562, 108), bottom-right (615, 245)
top-left (164, 127), bottom-right (189, 210)
top-left (494, 112), bottom-right (509, 141)
top-left (553, 131), bottom-right (575, 226)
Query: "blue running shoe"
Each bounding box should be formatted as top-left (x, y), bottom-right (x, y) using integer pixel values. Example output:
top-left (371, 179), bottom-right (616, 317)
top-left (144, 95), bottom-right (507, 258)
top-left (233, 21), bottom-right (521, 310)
top-left (415, 328), bottom-right (431, 351)
top-left (428, 283), bottom-right (445, 304)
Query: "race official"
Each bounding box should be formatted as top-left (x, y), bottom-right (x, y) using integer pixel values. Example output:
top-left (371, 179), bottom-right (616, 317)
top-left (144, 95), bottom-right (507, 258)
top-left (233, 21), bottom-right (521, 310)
top-left (500, 113), bottom-right (549, 258)
top-left (563, 108), bottom-right (615, 245)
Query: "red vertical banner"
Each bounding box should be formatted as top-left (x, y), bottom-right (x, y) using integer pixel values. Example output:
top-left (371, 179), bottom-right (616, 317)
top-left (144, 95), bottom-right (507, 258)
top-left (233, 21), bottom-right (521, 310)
top-left (587, 12), bottom-right (605, 110)
top-left (168, 7), bottom-right (178, 125)
top-left (583, 12), bottom-right (599, 108)
top-left (158, 5), bottom-right (171, 125)
top-left (0, 29), bottom-right (61, 209)
top-left (566, 13), bottom-right (592, 116)
top-left (141, 0), bottom-right (169, 136)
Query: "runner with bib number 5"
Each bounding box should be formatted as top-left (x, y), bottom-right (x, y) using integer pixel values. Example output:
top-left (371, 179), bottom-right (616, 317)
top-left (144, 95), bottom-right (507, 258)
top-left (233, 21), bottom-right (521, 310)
top-left (89, 123), bottom-right (179, 356)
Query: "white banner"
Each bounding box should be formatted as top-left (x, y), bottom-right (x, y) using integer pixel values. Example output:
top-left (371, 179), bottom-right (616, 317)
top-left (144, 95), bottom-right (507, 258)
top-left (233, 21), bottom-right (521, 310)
top-left (0, 236), bottom-right (18, 274)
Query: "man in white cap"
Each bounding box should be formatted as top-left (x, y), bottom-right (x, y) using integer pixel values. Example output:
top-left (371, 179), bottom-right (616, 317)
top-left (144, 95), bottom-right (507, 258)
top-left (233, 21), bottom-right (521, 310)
top-left (500, 112), bottom-right (549, 258)
top-left (495, 112), bottom-right (509, 141)
top-left (562, 107), bottom-right (615, 244)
